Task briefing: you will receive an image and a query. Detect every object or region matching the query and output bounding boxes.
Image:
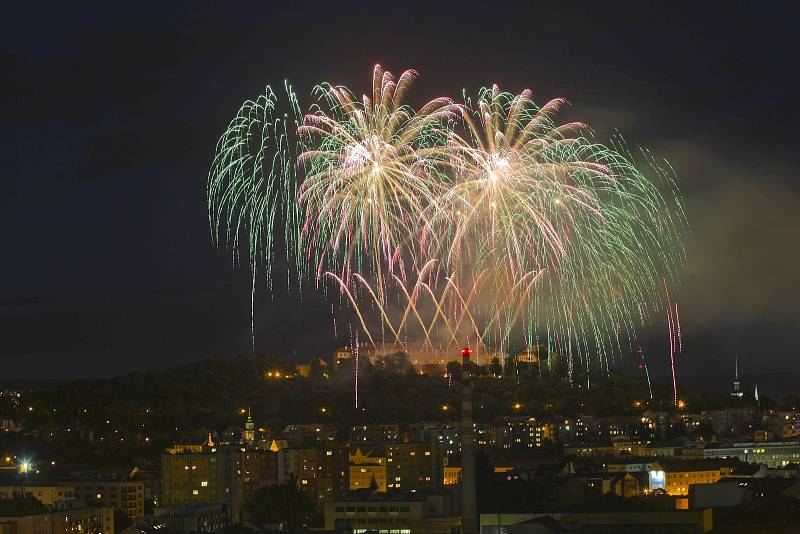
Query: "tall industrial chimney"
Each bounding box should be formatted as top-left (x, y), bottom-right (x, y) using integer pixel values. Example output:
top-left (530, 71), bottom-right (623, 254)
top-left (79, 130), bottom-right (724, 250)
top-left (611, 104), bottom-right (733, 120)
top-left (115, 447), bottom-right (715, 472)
top-left (460, 347), bottom-right (478, 534)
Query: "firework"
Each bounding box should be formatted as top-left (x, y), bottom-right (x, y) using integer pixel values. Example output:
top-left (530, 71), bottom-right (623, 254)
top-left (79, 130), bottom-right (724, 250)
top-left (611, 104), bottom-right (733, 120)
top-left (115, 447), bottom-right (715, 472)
top-left (419, 85), bottom-right (686, 370)
top-left (208, 66), bottom-right (687, 375)
top-left (297, 65), bottom-right (457, 292)
top-left (208, 82), bottom-right (303, 344)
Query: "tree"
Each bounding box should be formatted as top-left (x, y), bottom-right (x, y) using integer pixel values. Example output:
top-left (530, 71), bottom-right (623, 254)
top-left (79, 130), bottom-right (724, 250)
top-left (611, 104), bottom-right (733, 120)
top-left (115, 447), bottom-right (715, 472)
top-left (244, 480), bottom-right (315, 527)
top-left (447, 361), bottom-right (463, 381)
top-left (113, 509), bottom-right (133, 533)
top-left (308, 358), bottom-right (325, 382)
top-left (489, 357), bottom-right (503, 377)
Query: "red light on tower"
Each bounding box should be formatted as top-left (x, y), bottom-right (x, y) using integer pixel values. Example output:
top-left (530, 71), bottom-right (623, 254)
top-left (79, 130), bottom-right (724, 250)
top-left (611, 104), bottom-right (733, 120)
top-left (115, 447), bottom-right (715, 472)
top-left (636, 346), bottom-right (645, 369)
top-left (461, 346), bottom-right (473, 366)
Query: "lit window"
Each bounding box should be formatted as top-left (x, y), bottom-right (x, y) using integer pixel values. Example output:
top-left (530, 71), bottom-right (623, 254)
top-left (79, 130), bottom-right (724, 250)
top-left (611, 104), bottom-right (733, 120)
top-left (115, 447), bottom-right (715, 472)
top-left (201, 481), bottom-right (208, 487)
top-left (192, 490), bottom-right (199, 495)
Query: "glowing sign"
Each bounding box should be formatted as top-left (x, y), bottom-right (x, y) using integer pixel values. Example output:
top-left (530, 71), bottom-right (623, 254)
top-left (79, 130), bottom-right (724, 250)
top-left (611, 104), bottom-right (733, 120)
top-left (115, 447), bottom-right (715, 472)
top-left (649, 470), bottom-right (665, 490)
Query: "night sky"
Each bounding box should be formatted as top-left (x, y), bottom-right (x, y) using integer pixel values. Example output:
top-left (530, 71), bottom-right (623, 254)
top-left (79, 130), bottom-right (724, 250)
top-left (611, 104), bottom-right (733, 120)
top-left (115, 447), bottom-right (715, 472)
top-left (3, 1), bottom-right (798, 387)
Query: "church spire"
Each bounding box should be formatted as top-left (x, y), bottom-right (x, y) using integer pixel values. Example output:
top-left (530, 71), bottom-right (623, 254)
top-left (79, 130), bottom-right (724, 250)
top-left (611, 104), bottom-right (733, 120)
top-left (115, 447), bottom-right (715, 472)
top-left (243, 406), bottom-right (255, 445)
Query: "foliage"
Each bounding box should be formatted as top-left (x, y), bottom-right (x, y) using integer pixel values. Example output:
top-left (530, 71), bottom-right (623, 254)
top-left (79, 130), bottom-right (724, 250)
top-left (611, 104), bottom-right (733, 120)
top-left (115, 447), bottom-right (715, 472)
top-left (113, 509), bottom-right (133, 533)
top-left (5, 350), bottom-right (779, 468)
top-left (244, 480), bottom-right (314, 527)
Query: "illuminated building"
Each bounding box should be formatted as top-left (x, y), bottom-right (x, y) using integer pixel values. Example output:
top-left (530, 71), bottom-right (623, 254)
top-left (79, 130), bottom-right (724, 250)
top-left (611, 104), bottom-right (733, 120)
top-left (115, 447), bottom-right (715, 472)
top-left (554, 473), bottom-right (642, 504)
top-left (648, 460), bottom-right (733, 496)
top-left (278, 446), bottom-right (348, 505)
top-left (334, 347), bottom-right (353, 365)
top-left (386, 443), bottom-right (444, 493)
top-left (700, 409), bottom-right (755, 437)
top-left (324, 493), bottom-right (459, 534)
top-left (479, 510), bottom-right (713, 533)
top-left (764, 412), bottom-right (800, 438)
top-left (69, 479), bottom-right (145, 519)
top-left (513, 347), bottom-right (540, 364)
top-left (296, 357), bottom-right (329, 378)
top-left (0, 496), bottom-right (114, 534)
top-left (315, 446), bottom-right (350, 503)
top-left (350, 425), bottom-right (400, 443)
top-left (703, 440), bottom-right (800, 468)
top-left (0, 478), bottom-right (144, 521)
top-left (154, 503), bottom-right (229, 533)
top-left (0, 485), bottom-right (75, 505)
top-left (443, 467), bottom-right (462, 486)
top-left (349, 449), bottom-right (387, 492)
top-left (415, 363), bottom-right (446, 377)
top-left (493, 417), bottom-right (552, 449)
top-left (160, 445), bottom-right (243, 522)
top-left (409, 422), bottom-right (492, 457)
top-left (240, 449), bottom-right (277, 502)
top-left (605, 459), bottom-right (657, 474)
top-left (277, 447), bottom-right (317, 485)
top-left (281, 424), bottom-right (337, 446)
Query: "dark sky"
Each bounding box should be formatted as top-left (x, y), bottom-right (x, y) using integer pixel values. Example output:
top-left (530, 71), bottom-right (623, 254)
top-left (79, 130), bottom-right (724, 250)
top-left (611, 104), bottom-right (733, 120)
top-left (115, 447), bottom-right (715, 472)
top-left (2, 1), bottom-right (798, 386)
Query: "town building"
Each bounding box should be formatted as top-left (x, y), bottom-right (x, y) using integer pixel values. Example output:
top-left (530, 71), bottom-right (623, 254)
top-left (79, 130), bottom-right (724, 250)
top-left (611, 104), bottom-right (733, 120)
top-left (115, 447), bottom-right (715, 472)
top-left (160, 444), bottom-right (243, 522)
top-left (68, 479), bottom-right (145, 519)
top-left (0, 496), bottom-right (114, 534)
top-left (648, 460), bottom-right (734, 496)
top-left (349, 449), bottom-right (387, 492)
top-left (493, 418), bottom-right (551, 449)
top-left (280, 424), bottom-right (337, 447)
top-left (324, 493), bottom-right (459, 534)
top-left (700, 409), bottom-right (755, 437)
top-left (350, 425), bottom-right (400, 444)
top-left (479, 510), bottom-right (713, 534)
top-left (703, 440), bottom-right (800, 468)
top-left (386, 443), bottom-right (444, 493)
top-left (154, 503), bottom-right (228, 533)
top-left (0, 485), bottom-right (75, 506)
top-left (277, 446), bottom-right (348, 505)
top-left (240, 449), bottom-right (277, 501)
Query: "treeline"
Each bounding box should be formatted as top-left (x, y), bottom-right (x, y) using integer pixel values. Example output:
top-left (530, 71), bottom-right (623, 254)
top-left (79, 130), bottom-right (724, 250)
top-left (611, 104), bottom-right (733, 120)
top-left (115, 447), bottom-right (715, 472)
top-left (5, 351), bottom-right (783, 467)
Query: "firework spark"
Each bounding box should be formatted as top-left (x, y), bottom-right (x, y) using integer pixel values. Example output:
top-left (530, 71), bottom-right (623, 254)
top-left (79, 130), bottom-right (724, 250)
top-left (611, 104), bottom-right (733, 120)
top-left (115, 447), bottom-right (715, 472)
top-left (297, 65), bottom-right (457, 293)
top-left (208, 66), bottom-right (687, 375)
